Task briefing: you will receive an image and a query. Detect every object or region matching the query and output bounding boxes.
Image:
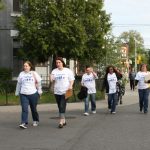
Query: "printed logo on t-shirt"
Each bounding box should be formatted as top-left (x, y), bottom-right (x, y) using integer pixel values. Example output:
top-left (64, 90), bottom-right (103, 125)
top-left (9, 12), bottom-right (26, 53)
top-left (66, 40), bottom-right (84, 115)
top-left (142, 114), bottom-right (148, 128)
top-left (55, 74), bottom-right (65, 80)
top-left (83, 77), bottom-right (93, 82)
top-left (22, 75), bottom-right (34, 83)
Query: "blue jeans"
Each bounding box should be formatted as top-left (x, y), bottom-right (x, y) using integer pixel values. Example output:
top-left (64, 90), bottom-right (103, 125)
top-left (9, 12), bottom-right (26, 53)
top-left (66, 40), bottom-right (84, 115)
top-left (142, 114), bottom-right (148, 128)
top-left (55, 94), bottom-right (66, 119)
top-left (20, 92), bottom-right (39, 124)
top-left (138, 88), bottom-right (150, 112)
top-left (84, 93), bottom-right (96, 113)
top-left (108, 93), bottom-right (117, 112)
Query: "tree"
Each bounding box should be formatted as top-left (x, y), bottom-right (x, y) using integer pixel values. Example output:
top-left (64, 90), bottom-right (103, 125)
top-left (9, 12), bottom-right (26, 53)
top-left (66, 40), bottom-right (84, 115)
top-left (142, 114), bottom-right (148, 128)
top-left (16, 0), bottom-right (111, 63)
top-left (118, 30), bottom-right (145, 67)
top-left (0, 0), bottom-right (4, 10)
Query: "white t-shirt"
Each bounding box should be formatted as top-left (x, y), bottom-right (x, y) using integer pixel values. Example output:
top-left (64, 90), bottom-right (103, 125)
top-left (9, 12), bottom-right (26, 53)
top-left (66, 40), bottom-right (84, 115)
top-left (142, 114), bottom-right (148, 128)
top-left (16, 71), bottom-right (42, 95)
top-left (135, 71), bottom-right (150, 89)
top-left (81, 73), bottom-right (98, 94)
top-left (51, 68), bottom-right (75, 95)
top-left (107, 73), bottom-right (117, 94)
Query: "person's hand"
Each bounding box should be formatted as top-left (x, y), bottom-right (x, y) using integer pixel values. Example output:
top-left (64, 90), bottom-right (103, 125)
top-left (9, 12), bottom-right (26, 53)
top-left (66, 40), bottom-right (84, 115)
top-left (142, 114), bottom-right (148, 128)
top-left (68, 86), bottom-right (73, 90)
top-left (144, 80), bottom-right (148, 83)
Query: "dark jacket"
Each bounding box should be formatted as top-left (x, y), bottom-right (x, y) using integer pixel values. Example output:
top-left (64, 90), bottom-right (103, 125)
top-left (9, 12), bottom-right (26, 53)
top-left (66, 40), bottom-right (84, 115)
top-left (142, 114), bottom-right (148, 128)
top-left (102, 72), bottom-right (122, 93)
top-left (77, 86), bottom-right (88, 100)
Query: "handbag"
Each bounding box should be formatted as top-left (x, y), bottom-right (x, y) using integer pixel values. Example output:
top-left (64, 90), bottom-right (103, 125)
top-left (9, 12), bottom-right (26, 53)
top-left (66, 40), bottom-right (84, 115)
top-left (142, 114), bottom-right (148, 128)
top-left (65, 89), bottom-right (73, 99)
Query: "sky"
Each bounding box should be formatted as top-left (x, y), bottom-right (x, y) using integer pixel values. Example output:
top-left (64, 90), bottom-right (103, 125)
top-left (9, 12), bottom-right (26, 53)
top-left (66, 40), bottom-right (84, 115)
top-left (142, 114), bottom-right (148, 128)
top-left (104, 0), bottom-right (150, 48)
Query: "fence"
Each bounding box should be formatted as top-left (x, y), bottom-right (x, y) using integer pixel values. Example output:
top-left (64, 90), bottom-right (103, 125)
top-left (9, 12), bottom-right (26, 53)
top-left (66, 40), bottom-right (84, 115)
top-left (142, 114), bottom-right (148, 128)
top-left (0, 78), bottom-right (104, 105)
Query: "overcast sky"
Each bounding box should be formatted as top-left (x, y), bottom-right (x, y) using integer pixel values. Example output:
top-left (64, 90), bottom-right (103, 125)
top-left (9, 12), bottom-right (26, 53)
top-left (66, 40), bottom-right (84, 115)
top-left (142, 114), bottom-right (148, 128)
top-left (104, 0), bottom-right (150, 48)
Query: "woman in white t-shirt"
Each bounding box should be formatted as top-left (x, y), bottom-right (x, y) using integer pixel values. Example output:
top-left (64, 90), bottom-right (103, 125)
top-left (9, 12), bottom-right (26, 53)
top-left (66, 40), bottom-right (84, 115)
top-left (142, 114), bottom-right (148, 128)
top-left (15, 61), bottom-right (42, 129)
top-left (135, 64), bottom-right (150, 113)
top-left (102, 66), bottom-right (121, 114)
top-left (50, 57), bottom-right (75, 128)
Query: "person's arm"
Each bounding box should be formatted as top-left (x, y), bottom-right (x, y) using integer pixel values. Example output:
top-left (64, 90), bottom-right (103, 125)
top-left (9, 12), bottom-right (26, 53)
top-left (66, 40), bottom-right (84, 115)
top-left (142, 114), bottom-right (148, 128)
top-left (15, 74), bottom-right (21, 96)
top-left (92, 71), bottom-right (98, 79)
top-left (15, 82), bottom-right (21, 96)
top-left (50, 74), bottom-right (55, 83)
top-left (68, 80), bottom-right (74, 90)
top-left (37, 81), bottom-right (42, 95)
top-left (34, 72), bottom-right (43, 95)
top-left (135, 72), bottom-right (139, 86)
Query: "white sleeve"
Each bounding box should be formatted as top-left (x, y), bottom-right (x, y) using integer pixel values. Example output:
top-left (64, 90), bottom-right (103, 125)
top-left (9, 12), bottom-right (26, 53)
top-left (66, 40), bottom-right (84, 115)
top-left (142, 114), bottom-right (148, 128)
top-left (34, 71), bottom-right (43, 94)
top-left (15, 82), bottom-right (21, 96)
top-left (135, 72), bottom-right (140, 80)
top-left (15, 74), bottom-right (21, 96)
top-left (34, 71), bottom-right (42, 82)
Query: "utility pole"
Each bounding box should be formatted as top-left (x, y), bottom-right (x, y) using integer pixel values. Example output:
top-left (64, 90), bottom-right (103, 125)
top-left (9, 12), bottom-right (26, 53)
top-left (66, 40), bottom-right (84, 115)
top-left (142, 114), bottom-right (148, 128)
top-left (134, 38), bottom-right (137, 73)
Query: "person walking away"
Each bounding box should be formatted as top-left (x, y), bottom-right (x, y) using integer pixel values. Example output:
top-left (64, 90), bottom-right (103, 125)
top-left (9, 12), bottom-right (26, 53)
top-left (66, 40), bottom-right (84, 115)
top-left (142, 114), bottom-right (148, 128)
top-left (15, 61), bottom-right (42, 129)
top-left (129, 68), bottom-right (136, 90)
top-left (102, 66), bottom-right (118, 114)
top-left (50, 57), bottom-right (75, 128)
top-left (135, 64), bottom-right (150, 114)
top-left (81, 65), bottom-right (98, 116)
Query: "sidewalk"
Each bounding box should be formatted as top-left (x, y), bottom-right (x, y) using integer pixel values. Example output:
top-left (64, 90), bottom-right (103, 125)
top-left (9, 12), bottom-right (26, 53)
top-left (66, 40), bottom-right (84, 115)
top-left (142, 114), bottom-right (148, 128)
top-left (0, 83), bottom-right (139, 113)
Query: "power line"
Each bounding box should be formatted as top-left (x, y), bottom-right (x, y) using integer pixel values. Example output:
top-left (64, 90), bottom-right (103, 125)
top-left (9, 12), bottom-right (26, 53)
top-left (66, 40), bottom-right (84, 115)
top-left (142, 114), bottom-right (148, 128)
top-left (112, 24), bottom-right (150, 27)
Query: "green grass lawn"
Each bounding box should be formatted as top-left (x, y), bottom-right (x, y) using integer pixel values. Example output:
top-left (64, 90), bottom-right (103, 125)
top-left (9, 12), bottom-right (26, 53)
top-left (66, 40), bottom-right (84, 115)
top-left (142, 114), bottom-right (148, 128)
top-left (0, 90), bottom-right (105, 106)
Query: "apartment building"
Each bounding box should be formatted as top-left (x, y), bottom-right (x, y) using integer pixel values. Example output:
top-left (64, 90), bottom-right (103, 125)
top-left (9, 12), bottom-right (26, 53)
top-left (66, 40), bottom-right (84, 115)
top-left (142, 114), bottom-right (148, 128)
top-left (0, 0), bottom-right (81, 80)
top-left (0, 0), bottom-right (22, 76)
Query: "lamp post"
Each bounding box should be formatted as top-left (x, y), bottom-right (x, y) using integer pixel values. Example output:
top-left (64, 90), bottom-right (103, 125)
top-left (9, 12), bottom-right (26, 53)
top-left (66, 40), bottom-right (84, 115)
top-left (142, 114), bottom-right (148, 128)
top-left (134, 38), bottom-right (137, 73)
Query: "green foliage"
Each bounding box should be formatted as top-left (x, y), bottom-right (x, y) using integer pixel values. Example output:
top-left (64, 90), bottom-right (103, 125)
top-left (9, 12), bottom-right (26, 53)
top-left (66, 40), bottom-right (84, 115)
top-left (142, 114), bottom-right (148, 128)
top-left (16, 0), bottom-right (112, 63)
top-left (0, 0), bottom-right (4, 10)
top-left (119, 30), bottom-right (144, 56)
top-left (0, 68), bottom-right (12, 80)
top-left (0, 68), bottom-right (14, 98)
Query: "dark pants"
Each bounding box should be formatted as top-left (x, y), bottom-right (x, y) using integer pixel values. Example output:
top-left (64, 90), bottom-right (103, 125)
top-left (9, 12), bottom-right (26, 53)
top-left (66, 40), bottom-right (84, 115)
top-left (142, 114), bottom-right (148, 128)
top-left (55, 94), bottom-right (67, 119)
top-left (138, 88), bottom-right (150, 113)
top-left (20, 92), bottom-right (39, 124)
top-left (130, 80), bottom-right (135, 90)
top-left (108, 93), bottom-right (117, 112)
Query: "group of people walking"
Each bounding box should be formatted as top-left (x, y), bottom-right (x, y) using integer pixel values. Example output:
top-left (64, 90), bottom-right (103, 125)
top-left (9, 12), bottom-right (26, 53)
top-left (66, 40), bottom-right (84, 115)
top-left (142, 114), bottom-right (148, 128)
top-left (15, 58), bottom-right (150, 129)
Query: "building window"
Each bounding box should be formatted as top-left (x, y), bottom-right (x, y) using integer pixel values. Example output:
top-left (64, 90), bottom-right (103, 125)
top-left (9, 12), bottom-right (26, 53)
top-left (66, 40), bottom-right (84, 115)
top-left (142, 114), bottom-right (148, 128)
top-left (13, 0), bottom-right (20, 12)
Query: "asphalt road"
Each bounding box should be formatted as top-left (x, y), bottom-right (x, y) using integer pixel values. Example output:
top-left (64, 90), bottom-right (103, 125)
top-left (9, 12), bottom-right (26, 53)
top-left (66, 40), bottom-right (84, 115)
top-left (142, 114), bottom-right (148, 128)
top-left (0, 85), bottom-right (150, 150)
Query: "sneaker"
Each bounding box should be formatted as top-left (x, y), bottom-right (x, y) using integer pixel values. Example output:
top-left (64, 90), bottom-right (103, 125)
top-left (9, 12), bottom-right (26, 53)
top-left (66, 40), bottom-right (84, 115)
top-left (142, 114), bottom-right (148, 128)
top-left (58, 123), bottom-right (63, 128)
top-left (33, 121), bottom-right (39, 127)
top-left (84, 112), bottom-right (89, 116)
top-left (92, 111), bottom-right (96, 114)
top-left (108, 109), bottom-right (111, 112)
top-left (111, 111), bottom-right (116, 114)
top-left (144, 111), bottom-right (148, 114)
top-left (63, 122), bottom-right (67, 126)
top-left (19, 123), bottom-right (27, 129)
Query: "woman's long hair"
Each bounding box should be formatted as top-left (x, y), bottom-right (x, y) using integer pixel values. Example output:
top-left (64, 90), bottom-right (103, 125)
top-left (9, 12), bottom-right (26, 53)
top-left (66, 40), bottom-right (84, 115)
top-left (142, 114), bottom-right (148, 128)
top-left (23, 61), bottom-right (35, 71)
top-left (55, 57), bottom-right (66, 67)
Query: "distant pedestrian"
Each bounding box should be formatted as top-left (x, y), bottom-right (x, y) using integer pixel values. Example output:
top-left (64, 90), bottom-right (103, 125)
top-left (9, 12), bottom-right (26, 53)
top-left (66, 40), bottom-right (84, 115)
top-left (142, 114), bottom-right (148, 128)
top-left (50, 57), bottom-right (75, 128)
top-left (135, 64), bottom-right (150, 114)
top-left (129, 68), bottom-right (136, 90)
top-left (81, 65), bottom-right (98, 116)
top-left (15, 61), bottom-right (42, 129)
top-left (102, 66), bottom-right (118, 114)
